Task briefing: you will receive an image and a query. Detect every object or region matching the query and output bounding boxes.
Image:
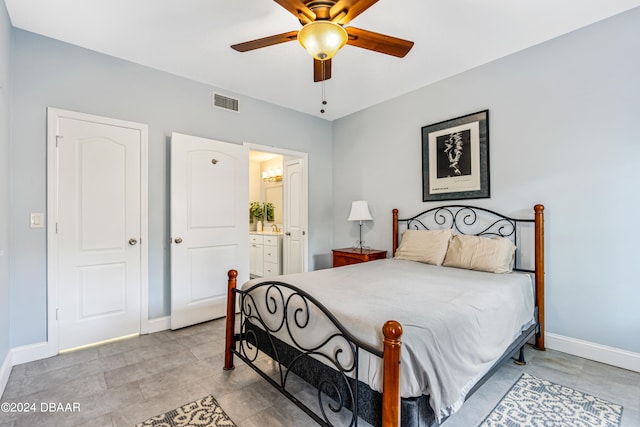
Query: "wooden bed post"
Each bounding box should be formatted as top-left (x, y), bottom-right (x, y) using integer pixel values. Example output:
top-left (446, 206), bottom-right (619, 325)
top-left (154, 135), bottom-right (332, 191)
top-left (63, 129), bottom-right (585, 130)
top-left (534, 204), bottom-right (545, 350)
top-left (392, 209), bottom-right (399, 256)
top-left (223, 269), bottom-right (238, 370)
top-left (382, 320), bottom-right (403, 427)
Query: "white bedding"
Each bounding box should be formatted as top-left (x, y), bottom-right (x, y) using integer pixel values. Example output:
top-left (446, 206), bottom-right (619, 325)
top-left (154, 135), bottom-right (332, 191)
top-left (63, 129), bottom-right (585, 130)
top-left (241, 258), bottom-right (535, 421)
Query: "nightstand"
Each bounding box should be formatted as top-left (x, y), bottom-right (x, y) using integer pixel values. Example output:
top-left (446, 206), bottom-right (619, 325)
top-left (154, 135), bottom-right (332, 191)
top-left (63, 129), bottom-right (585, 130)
top-left (332, 248), bottom-right (387, 268)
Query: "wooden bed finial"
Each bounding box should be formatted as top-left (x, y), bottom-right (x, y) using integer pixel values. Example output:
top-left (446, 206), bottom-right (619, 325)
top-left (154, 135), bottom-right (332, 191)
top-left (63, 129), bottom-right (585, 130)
top-left (383, 320), bottom-right (403, 340)
top-left (382, 320), bottom-right (403, 427)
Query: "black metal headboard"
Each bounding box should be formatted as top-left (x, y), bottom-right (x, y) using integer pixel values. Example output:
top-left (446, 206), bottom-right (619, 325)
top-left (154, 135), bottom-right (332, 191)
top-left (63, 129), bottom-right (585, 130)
top-left (392, 205), bottom-right (537, 273)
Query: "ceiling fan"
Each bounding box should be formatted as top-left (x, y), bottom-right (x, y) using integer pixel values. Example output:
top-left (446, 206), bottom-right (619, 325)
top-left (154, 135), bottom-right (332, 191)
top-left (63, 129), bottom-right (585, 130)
top-left (231, 0), bottom-right (414, 82)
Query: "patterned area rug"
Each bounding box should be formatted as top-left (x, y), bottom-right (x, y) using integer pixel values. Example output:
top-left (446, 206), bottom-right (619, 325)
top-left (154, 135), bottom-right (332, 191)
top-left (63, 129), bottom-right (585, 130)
top-left (480, 373), bottom-right (623, 427)
top-left (135, 395), bottom-right (236, 427)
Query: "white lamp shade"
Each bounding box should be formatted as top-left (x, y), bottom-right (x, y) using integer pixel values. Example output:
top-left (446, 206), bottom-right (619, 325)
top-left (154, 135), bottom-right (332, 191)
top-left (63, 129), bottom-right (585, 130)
top-left (348, 201), bottom-right (373, 222)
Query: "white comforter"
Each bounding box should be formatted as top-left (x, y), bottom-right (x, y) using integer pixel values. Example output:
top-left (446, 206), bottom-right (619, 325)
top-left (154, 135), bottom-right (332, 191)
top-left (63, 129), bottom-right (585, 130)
top-left (242, 259), bottom-right (535, 421)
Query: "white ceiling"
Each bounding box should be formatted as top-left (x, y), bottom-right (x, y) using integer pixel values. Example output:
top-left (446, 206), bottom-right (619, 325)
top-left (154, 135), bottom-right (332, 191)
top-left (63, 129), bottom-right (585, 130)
top-left (4, 0), bottom-right (640, 121)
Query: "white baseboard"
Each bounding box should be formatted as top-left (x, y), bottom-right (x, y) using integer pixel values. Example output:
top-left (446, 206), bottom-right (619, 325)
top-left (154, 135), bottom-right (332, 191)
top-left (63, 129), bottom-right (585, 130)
top-left (7, 317), bottom-right (169, 370)
top-left (146, 316), bottom-right (171, 334)
top-left (546, 332), bottom-right (640, 373)
top-left (0, 350), bottom-right (12, 398)
top-left (10, 341), bottom-right (55, 366)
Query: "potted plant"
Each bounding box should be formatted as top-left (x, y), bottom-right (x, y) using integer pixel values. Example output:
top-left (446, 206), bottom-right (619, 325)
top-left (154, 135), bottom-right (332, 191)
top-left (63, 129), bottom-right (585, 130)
top-left (264, 202), bottom-right (274, 223)
top-left (250, 202), bottom-right (264, 231)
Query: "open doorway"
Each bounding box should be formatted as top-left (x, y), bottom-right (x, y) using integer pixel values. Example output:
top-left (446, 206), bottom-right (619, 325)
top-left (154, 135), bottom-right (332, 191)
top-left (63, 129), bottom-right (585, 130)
top-left (249, 151), bottom-right (283, 232)
top-left (247, 144), bottom-right (308, 277)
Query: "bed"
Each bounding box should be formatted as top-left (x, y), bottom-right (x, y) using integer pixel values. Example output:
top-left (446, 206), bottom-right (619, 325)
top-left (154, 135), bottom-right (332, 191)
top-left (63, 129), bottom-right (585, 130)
top-left (224, 204), bottom-right (545, 426)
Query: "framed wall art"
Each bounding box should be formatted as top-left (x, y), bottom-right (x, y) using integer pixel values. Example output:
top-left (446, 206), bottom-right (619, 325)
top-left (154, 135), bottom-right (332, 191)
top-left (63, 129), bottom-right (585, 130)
top-left (421, 110), bottom-right (490, 201)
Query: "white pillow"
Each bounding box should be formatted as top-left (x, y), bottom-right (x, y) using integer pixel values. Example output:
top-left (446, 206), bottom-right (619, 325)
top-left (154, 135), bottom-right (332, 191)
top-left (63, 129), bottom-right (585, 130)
top-left (394, 229), bottom-right (453, 266)
top-left (442, 234), bottom-right (516, 274)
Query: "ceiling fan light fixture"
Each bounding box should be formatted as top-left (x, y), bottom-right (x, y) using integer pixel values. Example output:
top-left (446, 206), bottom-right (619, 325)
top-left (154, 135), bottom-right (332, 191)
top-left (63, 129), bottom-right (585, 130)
top-left (298, 21), bottom-right (348, 60)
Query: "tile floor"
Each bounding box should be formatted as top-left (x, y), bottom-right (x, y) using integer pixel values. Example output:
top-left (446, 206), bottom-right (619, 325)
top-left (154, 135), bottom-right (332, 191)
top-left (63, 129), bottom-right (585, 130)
top-left (1, 318), bottom-right (638, 427)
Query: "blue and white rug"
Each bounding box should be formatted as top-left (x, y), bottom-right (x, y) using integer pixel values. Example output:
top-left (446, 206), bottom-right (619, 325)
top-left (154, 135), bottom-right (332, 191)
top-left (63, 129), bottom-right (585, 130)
top-left (480, 373), bottom-right (623, 427)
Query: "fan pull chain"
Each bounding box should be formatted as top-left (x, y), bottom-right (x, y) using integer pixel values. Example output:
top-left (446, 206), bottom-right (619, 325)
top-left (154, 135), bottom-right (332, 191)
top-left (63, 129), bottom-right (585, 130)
top-left (320, 59), bottom-right (327, 114)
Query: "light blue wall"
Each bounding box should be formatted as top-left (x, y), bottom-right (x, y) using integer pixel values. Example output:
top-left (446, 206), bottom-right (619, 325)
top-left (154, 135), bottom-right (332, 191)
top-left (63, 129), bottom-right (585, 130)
top-left (9, 29), bottom-right (333, 347)
top-left (0, 0), bottom-right (12, 365)
top-left (332, 8), bottom-right (640, 353)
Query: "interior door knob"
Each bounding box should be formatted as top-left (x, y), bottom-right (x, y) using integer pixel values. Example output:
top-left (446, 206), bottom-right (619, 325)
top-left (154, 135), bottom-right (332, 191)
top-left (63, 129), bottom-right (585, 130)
top-left (174, 237), bottom-right (183, 244)
top-left (129, 238), bottom-right (138, 245)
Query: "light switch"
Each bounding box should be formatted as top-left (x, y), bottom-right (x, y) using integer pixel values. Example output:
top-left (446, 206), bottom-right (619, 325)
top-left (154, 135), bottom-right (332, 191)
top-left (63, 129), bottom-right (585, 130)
top-left (30, 213), bottom-right (44, 228)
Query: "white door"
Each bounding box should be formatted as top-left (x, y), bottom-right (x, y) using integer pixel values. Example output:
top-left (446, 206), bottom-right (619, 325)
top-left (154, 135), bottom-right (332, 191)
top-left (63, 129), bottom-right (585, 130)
top-left (170, 133), bottom-right (249, 330)
top-left (283, 158), bottom-right (307, 274)
top-left (54, 112), bottom-right (145, 351)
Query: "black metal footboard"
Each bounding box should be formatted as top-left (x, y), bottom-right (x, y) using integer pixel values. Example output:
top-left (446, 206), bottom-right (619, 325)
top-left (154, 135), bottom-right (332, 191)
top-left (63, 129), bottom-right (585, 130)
top-left (240, 321), bottom-right (436, 427)
top-left (229, 280), bottom-right (387, 427)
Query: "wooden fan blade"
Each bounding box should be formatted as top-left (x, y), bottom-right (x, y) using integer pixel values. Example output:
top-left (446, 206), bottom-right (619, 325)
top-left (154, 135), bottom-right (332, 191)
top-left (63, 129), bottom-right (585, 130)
top-left (330, 0), bottom-right (378, 25)
top-left (345, 27), bottom-right (414, 57)
top-left (314, 58), bottom-right (332, 82)
top-left (274, 0), bottom-right (315, 24)
top-left (231, 31), bottom-right (298, 52)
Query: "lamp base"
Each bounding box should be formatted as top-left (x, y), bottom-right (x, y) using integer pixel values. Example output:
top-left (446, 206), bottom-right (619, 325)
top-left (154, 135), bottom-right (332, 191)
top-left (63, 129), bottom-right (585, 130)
top-left (352, 223), bottom-right (369, 250)
top-left (352, 243), bottom-right (370, 252)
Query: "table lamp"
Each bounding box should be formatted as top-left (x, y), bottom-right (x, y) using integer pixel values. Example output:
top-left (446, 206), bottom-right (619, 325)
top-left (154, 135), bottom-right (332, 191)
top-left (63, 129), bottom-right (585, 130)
top-left (348, 200), bottom-right (373, 250)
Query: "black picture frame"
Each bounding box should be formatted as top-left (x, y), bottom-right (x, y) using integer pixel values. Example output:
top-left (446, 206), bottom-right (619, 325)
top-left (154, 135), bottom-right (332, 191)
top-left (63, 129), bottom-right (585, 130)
top-left (421, 110), bottom-right (490, 201)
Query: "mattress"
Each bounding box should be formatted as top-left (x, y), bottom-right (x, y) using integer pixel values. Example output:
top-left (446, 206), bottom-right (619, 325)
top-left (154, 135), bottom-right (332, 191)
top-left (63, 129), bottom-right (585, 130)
top-left (241, 258), bottom-right (535, 421)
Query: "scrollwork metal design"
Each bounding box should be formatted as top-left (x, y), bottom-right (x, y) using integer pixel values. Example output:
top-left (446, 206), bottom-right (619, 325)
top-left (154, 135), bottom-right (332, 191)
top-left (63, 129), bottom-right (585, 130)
top-left (233, 281), bottom-right (379, 426)
top-left (318, 376), bottom-right (355, 426)
top-left (406, 205), bottom-right (517, 238)
top-left (400, 205), bottom-right (536, 272)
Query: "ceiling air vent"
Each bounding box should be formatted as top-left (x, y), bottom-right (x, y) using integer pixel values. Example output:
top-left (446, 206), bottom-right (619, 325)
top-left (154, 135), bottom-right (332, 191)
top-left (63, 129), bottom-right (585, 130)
top-left (213, 93), bottom-right (240, 113)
